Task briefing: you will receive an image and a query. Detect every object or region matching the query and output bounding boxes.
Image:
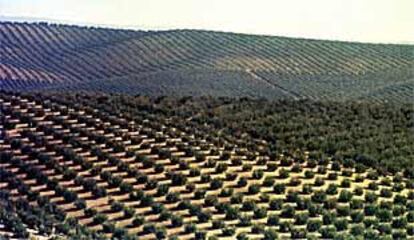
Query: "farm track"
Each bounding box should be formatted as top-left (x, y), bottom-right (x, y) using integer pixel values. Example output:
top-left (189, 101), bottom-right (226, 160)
top-left (248, 70), bottom-right (300, 100)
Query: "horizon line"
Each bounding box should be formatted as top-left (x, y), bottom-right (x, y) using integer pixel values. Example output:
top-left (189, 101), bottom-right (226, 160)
top-left (1, 15), bottom-right (414, 45)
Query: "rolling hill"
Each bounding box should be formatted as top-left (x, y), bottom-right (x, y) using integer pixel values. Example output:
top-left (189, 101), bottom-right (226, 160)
top-left (1, 22), bottom-right (413, 102)
top-left (1, 21), bottom-right (414, 240)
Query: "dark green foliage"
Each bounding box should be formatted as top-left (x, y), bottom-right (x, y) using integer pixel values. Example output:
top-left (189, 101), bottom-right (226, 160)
top-left (146, 179), bottom-right (158, 189)
top-left (132, 216), bottom-right (144, 226)
top-left (326, 184), bottom-right (338, 195)
top-left (237, 177), bottom-right (248, 187)
top-left (222, 227), bottom-right (235, 236)
top-left (408, 226), bottom-right (414, 236)
top-left (159, 211), bottom-right (172, 221)
top-left (278, 169), bottom-right (290, 179)
top-left (251, 224), bottom-right (265, 234)
top-left (304, 170), bottom-right (315, 179)
top-left (238, 215), bottom-right (251, 227)
top-left (124, 207), bottom-right (136, 218)
top-left (74, 199), bottom-right (86, 209)
top-left (171, 174), bottom-right (187, 186)
top-left (194, 231), bottom-right (206, 240)
top-left (111, 201), bottom-right (124, 212)
top-left (311, 191), bottom-right (327, 203)
top-left (143, 224), bottom-right (156, 234)
top-left (155, 227), bottom-right (167, 239)
top-left (393, 230), bottom-right (407, 239)
top-left (63, 190), bottom-right (77, 203)
top-left (84, 208), bottom-right (97, 217)
top-left (337, 206), bottom-right (351, 217)
top-left (156, 184), bottom-right (170, 196)
top-left (152, 203), bottom-right (165, 214)
top-left (210, 178), bottom-right (223, 189)
top-left (216, 163), bottom-right (228, 173)
top-left (189, 168), bottom-right (201, 177)
top-left (204, 195), bottom-right (218, 207)
top-left (242, 200), bottom-right (256, 211)
top-left (230, 193), bottom-right (243, 204)
top-left (273, 183), bottom-right (286, 194)
top-left (353, 187), bottom-right (364, 196)
top-left (364, 204), bottom-right (378, 216)
top-left (365, 191), bottom-right (378, 203)
top-left (194, 189), bottom-right (206, 199)
top-left (364, 218), bottom-right (379, 228)
top-left (350, 211), bottom-right (364, 223)
top-left (307, 219), bottom-right (322, 232)
top-left (166, 192), bottom-right (180, 203)
top-left (376, 209), bottom-right (392, 222)
top-left (294, 213), bottom-right (309, 225)
top-left (212, 220), bottom-right (225, 229)
top-left (380, 188), bottom-right (393, 198)
top-left (338, 190), bottom-right (353, 202)
top-left (407, 211), bottom-right (414, 222)
top-left (154, 163), bottom-right (165, 173)
top-left (252, 169), bottom-right (264, 179)
top-left (334, 218), bottom-right (348, 231)
top-left (263, 228), bottom-right (278, 240)
top-left (377, 223), bottom-right (392, 234)
top-left (363, 229), bottom-right (379, 239)
top-left (93, 214), bottom-right (107, 224)
top-left (269, 199), bottom-right (283, 210)
top-left (103, 222), bottom-right (116, 233)
top-left (123, 96), bottom-right (414, 173)
top-left (2, 82), bottom-right (414, 240)
top-left (248, 184), bottom-right (260, 195)
top-left (266, 214), bottom-right (279, 226)
top-left (197, 211), bottom-right (212, 223)
top-left (322, 212), bottom-right (336, 225)
top-left (340, 179), bottom-right (351, 188)
top-left (236, 233), bottom-right (248, 240)
top-left (263, 177), bottom-right (275, 187)
top-left (170, 215), bottom-right (183, 227)
top-left (290, 228), bottom-right (306, 239)
top-left (281, 206), bottom-right (295, 218)
top-left (141, 195), bottom-right (154, 206)
top-left (130, 190), bottom-right (144, 201)
top-left (350, 224), bottom-right (365, 236)
top-left (225, 206), bottom-right (239, 220)
top-left (279, 221), bottom-right (292, 233)
top-left (253, 207), bottom-right (267, 219)
top-left (319, 226), bottom-right (336, 239)
top-left (120, 182), bottom-right (133, 193)
top-left (394, 194), bottom-right (407, 205)
top-left (392, 217), bottom-right (407, 228)
top-left (393, 205), bottom-right (406, 216)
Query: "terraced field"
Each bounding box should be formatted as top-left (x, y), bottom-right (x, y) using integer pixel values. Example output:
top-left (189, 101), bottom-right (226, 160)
top-left (1, 22), bottom-right (413, 102)
top-left (1, 91), bottom-right (414, 239)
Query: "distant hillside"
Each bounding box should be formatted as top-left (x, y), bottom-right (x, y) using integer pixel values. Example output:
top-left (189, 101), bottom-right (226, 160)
top-left (0, 22), bottom-right (413, 102)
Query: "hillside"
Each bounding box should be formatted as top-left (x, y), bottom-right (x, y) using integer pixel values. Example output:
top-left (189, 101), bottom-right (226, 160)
top-left (1, 22), bottom-right (413, 102)
top-left (1, 21), bottom-right (414, 240)
top-left (1, 91), bottom-right (414, 240)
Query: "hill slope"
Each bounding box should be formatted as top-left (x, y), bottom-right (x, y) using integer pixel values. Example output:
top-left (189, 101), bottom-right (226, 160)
top-left (0, 22), bottom-right (413, 102)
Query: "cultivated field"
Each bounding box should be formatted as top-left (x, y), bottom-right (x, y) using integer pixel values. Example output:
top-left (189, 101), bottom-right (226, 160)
top-left (1, 20), bottom-right (414, 240)
top-left (1, 22), bottom-right (413, 102)
top-left (1, 92), bottom-right (414, 239)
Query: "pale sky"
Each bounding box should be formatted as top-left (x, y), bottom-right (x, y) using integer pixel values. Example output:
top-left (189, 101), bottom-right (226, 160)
top-left (0, 0), bottom-right (413, 43)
